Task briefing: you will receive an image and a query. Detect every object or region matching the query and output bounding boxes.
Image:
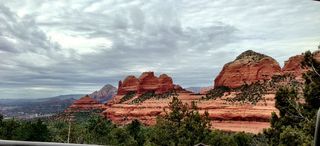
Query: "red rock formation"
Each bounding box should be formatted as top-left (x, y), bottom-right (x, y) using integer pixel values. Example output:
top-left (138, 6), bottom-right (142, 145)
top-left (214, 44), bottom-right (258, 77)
top-left (65, 95), bottom-right (104, 113)
top-left (104, 92), bottom-right (277, 134)
top-left (138, 72), bottom-right (159, 93)
top-left (156, 74), bottom-right (174, 94)
top-left (282, 54), bottom-right (308, 79)
top-left (104, 50), bottom-right (320, 134)
top-left (173, 84), bottom-right (183, 91)
top-left (118, 75), bottom-right (139, 95)
top-left (117, 72), bottom-right (174, 95)
top-left (214, 50), bottom-right (281, 88)
top-left (281, 50), bottom-right (320, 79)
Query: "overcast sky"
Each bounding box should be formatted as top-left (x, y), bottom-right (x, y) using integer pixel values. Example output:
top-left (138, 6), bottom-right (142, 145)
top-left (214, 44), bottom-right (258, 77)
top-left (0, 0), bottom-right (319, 98)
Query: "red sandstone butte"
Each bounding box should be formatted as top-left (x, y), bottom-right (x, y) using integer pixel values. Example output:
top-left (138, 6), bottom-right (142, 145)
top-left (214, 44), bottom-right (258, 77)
top-left (214, 50), bottom-right (281, 88)
top-left (65, 95), bottom-right (104, 113)
top-left (282, 54), bottom-right (308, 79)
top-left (117, 72), bottom-right (174, 95)
top-left (118, 75), bottom-right (139, 95)
top-left (157, 74), bottom-right (174, 94)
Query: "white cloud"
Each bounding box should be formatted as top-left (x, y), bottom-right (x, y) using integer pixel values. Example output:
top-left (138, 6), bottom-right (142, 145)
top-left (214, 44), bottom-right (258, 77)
top-left (0, 0), bottom-right (319, 98)
top-left (47, 32), bottom-right (113, 54)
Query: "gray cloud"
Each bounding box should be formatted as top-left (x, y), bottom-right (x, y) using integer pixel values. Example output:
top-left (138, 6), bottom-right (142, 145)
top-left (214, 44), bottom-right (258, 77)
top-left (0, 0), bottom-right (319, 98)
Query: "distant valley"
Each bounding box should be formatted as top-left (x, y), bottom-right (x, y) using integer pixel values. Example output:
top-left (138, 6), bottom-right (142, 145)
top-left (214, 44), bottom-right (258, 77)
top-left (0, 94), bottom-right (84, 119)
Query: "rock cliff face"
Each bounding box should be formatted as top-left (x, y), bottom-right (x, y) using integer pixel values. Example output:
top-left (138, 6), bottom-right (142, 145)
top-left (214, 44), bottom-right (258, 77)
top-left (103, 50), bottom-right (319, 134)
top-left (117, 72), bottom-right (174, 95)
top-left (90, 84), bottom-right (117, 103)
top-left (117, 76), bottom-right (140, 95)
top-left (282, 54), bottom-right (308, 79)
top-left (65, 95), bottom-right (104, 113)
top-left (214, 50), bottom-right (281, 88)
top-left (104, 92), bottom-right (276, 134)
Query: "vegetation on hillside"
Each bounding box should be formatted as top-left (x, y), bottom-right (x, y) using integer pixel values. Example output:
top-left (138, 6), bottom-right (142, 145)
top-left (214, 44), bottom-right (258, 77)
top-left (203, 86), bottom-right (230, 100)
top-left (263, 50), bottom-right (320, 146)
top-left (0, 49), bottom-right (319, 145)
top-left (0, 94), bottom-right (264, 145)
top-left (131, 90), bottom-right (178, 104)
top-left (120, 91), bottom-right (136, 103)
top-left (204, 73), bottom-right (303, 105)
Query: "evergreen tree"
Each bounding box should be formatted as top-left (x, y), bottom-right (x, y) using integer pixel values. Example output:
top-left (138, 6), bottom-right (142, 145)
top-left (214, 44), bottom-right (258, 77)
top-left (265, 48), bottom-right (320, 146)
top-left (126, 119), bottom-right (145, 146)
top-left (303, 51), bottom-right (320, 109)
top-left (109, 127), bottom-right (138, 146)
top-left (0, 118), bottom-right (20, 140)
top-left (151, 95), bottom-right (211, 146)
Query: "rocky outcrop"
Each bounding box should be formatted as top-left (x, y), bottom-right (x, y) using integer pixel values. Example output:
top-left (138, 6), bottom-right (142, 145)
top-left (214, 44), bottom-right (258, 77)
top-left (117, 76), bottom-right (140, 95)
top-left (117, 72), bottom-right (174, 95)
top-left (90, 84), bottom-right (117, 103)
top-left (65, 95), bottom-right (104, 113)
top-left (282, 54), bottom-right (308, 79)
top-left (281, 50), bottom-right (320, 80)
top-left (103, 50), bottom-right (320, 134)
top-left (104, 92), bottom-right (276, 134)
top-left (157, 74), bottom-right (174, 94)
top-left (214, 50), bottom-right (282, 88)
top-left (138, 72), bottom-right (160, 93)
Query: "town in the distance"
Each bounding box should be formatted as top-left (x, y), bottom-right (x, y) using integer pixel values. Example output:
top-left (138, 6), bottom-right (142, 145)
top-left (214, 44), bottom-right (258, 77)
top-left (1, 49), bottom-right (319, 134)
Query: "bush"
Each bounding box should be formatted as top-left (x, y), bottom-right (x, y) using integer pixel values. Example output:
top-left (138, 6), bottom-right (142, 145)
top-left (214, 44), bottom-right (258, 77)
top-left (120, 91), bottom-right (136, 103)
top-left (204, 86), bottom-right (230, 100)
top-left (132, 92), bottom-right (155, 104)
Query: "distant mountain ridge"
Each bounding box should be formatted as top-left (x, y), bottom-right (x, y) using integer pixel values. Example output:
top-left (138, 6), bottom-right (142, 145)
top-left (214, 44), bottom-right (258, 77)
top-left (0, 94), bottom-right (84, 105)
top-left (185, 87), bottom-right (202, 93)
top-left (0, 94), bottom-right (85, 118)
top-left (89, 84), bottom-right (117, 103)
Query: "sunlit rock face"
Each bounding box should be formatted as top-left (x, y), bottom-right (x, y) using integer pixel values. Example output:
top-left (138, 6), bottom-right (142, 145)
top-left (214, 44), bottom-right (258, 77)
top-left (117, 72), bottom-right (174, 95)
top-left (214, 50), bottom-right (281, 88)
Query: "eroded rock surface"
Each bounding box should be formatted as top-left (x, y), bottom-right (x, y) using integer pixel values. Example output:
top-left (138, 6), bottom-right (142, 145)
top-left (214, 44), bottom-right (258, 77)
top-left (117, 72), bottom-right (174, 95)
top-left (282, 54), bottom-right (308, 80)
top-left (103, 50), bottom-right (320, 134)
top-left (65, 95), bottom-right (104, 113)
top-left (104, 92), bottom-right (277, 134)
top-left (214, 50), bottom-right (281, 88)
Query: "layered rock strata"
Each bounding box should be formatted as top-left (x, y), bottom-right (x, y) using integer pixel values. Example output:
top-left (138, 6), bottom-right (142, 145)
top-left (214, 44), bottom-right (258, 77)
top-left (65, 95), bottom-right (104, 113)
top-left (104, 92), bottom-right (276, 134)
top-left (103, 50), bottom-right (320, 134)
